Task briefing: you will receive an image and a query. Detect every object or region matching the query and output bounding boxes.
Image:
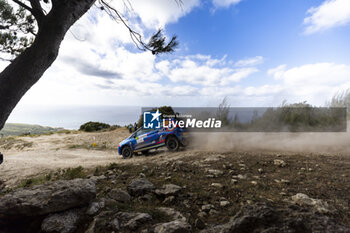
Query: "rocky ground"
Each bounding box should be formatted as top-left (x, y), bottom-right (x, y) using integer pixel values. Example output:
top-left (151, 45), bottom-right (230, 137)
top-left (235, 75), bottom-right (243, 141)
top-left (0, 150), bottom-right (350, 233)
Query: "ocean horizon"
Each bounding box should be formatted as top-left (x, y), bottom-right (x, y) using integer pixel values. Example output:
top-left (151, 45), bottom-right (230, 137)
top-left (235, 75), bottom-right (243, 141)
top-left (7, 105), bottom-right (142, 129)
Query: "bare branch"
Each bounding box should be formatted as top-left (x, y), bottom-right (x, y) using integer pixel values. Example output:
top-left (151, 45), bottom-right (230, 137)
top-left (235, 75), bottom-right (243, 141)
top-left (12, 0), bottom-right (33, 13)
top-left (0, 25), bottom-right (10, 30)
top-left (29, 0), bottom-right (44, 23)
top-left (98, 0), bottom-right (178, 55)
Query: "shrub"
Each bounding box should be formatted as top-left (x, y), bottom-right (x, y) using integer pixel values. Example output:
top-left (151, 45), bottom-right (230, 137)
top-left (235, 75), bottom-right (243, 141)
top-left (79, 121), bottom-right (110, 132)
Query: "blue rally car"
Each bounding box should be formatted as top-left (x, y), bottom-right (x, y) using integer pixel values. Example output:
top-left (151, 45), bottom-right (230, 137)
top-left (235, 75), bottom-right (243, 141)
top-left (118, 124), bottom-right (188, 158)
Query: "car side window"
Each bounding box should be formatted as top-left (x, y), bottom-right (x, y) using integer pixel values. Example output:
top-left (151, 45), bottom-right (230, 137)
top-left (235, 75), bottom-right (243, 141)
top-left (136, 128), bottom-right (154, 137)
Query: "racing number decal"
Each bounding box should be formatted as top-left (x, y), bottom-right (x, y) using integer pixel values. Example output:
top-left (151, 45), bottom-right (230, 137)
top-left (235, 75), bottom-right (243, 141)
top-left (136, 134), bottom-right (146, 144)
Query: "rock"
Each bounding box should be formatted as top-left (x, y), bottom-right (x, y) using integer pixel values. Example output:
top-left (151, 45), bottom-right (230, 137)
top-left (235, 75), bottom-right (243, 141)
top-left (201, 204), bottom-right (214, 212)
top-left (203, 155), bottom-right (225, 162)
top-left (231, 179), bottom-right (238, 184)
top-left (103, 198), bottom-right (118, 207)
top-left (108, 188), bottom-right (131, 202)
top-left (232, 174), bottom-right (247, 179)
top-left (281, 179), bottom-right (290, 184)
top-left (127, 178), bottom-right (155, 197)
top-left (155, 184), bottom-right (182, 196)
top-left (89, 175), bottom-right (106, 182)
top-left (206, 169), bottom-right (223, 177)
top-left (139, 194), bottom-right (152, 201)
top-left (258, 168), bottom-right (264, 173)
top-left (195, 218), bottom-right (206, 229)
top-left (157, 207), bottom-right (186, 222)
top-left (41, 208), bottom-right (83, 233)
top-left (111, 218), bottom-right (120, 230)
top-left (154, 220), bottom-right (191, 233)
top-left (197, 211), bottom-right (207, 218)
top-left (86, 200), bottom-right (105, 216)
top-left (200, 202), bottom-right (350, 233)
top-left (209, 209), bottom-right (219, 216)
top-left (163, 196), bottom-right (175, 204)
top-left (291, 193), bottom-right (330, 213)
top-left (220, 201), bottom-right (230, 207)
top-left (0, 178), bottom-right (96, 217)
top-left (139, 173), bottom-right (146, 178)
top-left (210, 183), bottom-right (223, 188)
top-left (251, 181), bottom-right (258, 185)
top-left (121, 212), bottom-right (152, 230)
top-left (274, 159), bottom-right (286, 167)
top-left (200, 203), bottom-right (279, 233)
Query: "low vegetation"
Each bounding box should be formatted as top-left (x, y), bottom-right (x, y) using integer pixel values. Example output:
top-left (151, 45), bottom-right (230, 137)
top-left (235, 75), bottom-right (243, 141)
top-left (0, 123), bottom-right (63, 137)
top-left (16, 166), bottom-right (87, 189)
top-left (0, 137), bottom-right (33, 150)
top-left (79, 121), bottom-right (111, 132)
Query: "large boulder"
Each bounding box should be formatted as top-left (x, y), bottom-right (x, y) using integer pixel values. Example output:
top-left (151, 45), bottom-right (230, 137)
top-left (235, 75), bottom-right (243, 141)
top-left (0, 178), bottom-right (96, 217)
top-left (108, 188), bottom-right (131, 203)
top-left (200, 203), bottom-right (350, 233)
top-left (127, 178), bottom-right (155, 196)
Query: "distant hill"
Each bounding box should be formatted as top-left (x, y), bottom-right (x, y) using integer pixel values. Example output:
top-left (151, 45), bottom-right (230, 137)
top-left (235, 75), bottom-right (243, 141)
top-left (0, 123), bottom-right (63, 137)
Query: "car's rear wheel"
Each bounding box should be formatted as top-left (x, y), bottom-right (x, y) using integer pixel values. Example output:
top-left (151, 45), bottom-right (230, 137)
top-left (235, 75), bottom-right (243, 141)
top-left (166, 136), bottom-right (180, 152)
top-left (122, 146), bottom-right (133, 159)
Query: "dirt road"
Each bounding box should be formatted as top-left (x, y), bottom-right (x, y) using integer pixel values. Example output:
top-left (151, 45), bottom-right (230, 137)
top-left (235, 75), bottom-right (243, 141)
top-left (1, 128), bottom-right (350, 186)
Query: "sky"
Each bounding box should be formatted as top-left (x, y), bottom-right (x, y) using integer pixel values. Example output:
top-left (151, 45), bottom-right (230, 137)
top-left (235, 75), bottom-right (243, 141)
top-left (4, 0), bottom-right (350, 115)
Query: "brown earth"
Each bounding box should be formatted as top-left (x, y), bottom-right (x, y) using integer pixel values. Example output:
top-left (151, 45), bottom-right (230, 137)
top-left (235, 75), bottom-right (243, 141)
top-left (0, 128), bottom-right (350, 231)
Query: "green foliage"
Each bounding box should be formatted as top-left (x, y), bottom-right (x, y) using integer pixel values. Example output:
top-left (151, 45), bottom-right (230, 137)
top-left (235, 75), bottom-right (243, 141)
top-left (216, 97), bottom-right (230, 126)
top-left (0, 0), bottom-right (36, 58)
top-left (237, 101), bottom-right (346, 132)
top-left (137, 106), bottom-right (175, 127)
top-left (147, 29), bottom-right (178, 55)
top-left (327, 89), bottom-right (350, 117)
top-left (79, 121), bottom-right (110, 132)
top-left (62, 166), bottom-right (86, 179)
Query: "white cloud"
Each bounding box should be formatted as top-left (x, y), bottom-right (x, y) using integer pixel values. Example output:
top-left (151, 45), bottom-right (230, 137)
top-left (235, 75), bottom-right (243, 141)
top-left (276, 63), bottom-right (350, 86)
top-left (212, 0), bottom-right (242, 8)
top-left (163, 56), bottom-right (258, 86)
top-left (267, 63), bottom-right (350, 105)
top-left (304, 0), bottom-right (350, 34)
top-left (127, 0), bottom-right (200, 29)
top-left (267, 64), bottom-right (287, 79)
top-left (235, 56), bottom-right (264, 67)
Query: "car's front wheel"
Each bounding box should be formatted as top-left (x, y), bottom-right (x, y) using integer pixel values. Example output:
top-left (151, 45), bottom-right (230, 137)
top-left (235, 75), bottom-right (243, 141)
top-left (166, 136), bottom-right (180, 152)
top-left (122, 146), bottom-right (133, 159)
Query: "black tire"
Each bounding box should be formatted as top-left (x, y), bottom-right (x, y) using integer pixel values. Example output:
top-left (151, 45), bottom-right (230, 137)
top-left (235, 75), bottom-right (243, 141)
top-left (0, 152), bottom-right (3, 165)
top-left (166, 136), bottom-right (180, 152)
top-left (122, 146), bottom-right (133, 159)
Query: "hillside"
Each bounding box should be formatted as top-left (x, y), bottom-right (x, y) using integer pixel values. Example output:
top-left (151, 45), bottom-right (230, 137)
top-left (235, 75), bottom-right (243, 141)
top-left (0, 128), bottom-right (349, 232)
top-left (0, 123), bottom-right (63, 137)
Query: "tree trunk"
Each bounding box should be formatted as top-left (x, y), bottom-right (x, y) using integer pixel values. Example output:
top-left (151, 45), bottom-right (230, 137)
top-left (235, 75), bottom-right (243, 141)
top-left (0, 0), bottom-right (96, 130)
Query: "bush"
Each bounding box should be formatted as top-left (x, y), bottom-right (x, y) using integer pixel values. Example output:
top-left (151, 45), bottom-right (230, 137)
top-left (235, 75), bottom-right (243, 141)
top-left (79, 121), bottom-right (110, 132)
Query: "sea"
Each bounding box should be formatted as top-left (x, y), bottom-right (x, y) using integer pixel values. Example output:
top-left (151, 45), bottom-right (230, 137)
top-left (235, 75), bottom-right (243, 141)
top-left (7, 105), bottom-right (142, 129)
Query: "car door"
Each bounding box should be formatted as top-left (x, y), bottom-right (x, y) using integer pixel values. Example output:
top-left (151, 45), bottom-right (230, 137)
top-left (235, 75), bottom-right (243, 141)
top-left (134, 128), bottom-right (156, 150)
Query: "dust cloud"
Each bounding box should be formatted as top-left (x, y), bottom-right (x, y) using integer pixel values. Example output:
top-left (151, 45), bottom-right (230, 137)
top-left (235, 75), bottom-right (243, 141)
top-left (190, 122), bottom-right (350, 155)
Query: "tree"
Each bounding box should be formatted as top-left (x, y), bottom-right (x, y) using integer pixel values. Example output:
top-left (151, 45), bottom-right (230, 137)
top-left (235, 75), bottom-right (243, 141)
top-left (0, 0), bottom-right (179, 130)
